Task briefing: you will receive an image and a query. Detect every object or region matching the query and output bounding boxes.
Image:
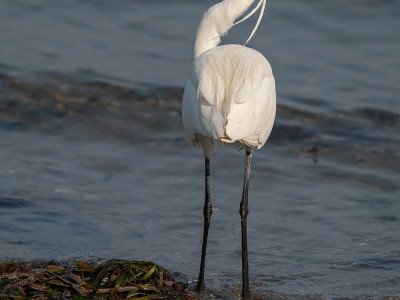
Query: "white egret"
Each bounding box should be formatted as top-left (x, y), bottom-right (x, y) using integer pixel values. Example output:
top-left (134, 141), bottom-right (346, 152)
top-left (182, 0), bottom-right (276, 298)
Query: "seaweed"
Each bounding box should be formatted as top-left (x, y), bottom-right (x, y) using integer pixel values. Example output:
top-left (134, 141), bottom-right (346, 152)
top-left (0, 260), bottom-right (193, 300)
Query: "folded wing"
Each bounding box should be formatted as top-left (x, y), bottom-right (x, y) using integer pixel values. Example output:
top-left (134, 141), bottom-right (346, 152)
top-left (182, 44), bottom-right (276, 149)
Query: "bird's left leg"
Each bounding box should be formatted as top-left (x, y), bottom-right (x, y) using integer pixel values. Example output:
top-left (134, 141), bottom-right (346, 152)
top-left (196, 138), bottom-right (213, 291)
top-left (240, 148), bottom-right (253, 300)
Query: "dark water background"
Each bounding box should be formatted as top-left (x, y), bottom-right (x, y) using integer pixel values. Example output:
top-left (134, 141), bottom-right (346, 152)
top-left (1, 0), bottom-right (400, 298)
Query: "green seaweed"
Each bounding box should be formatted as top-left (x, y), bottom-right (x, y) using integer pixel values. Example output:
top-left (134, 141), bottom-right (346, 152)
top-left (0, 260), bottom-right (191, 300)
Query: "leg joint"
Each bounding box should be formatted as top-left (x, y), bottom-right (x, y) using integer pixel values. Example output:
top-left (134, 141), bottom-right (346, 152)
top-left (239, 200), bottom-right (248, 217)
top-left (203, 202), bottom-right (212, 219)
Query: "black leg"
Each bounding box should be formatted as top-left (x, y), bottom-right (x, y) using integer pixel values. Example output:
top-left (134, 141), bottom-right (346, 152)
top-left (196, 157), bottom-right (212, 291)
top-left (240, 149), bottom-right (253, 299)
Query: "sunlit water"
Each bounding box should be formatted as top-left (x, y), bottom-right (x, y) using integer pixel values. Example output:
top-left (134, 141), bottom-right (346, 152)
top-left (1, 0), bottom-right (399, 299)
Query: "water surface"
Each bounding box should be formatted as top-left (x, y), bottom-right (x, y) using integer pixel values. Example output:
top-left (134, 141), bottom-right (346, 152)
top-left (0, 0), bottom-right (399, 298)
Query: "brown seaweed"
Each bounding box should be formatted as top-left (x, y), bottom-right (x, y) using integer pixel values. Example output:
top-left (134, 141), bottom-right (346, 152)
top-left (0, 260), bottom-right (194, 300)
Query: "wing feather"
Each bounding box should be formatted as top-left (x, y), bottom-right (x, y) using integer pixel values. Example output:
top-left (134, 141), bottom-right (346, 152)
top-left (183, 45), bottom-right (276, 147)
top-left (225, 75), bottom-right (276, 148)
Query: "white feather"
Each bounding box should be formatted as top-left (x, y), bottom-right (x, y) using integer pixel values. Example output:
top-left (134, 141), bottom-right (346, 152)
top-left (182, 0), bottom-right (276, 151)
top-left (233, 0), bottom-right (266, 45)
top-left (181, 2), bottom-right (276, 293)
top-left (194, 0), bottom-right (263, 58)
top-left (243, 0), bottom-right (266, 45)
top-left (233, 0), bottom-right (263, 26)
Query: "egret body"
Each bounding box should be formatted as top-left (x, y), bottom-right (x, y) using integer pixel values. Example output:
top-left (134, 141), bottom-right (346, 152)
top-left (182, 0), bottom-right (276, 298)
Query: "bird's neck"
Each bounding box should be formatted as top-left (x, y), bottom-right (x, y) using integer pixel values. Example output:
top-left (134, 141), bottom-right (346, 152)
top-left (194, 0), bottom-right (257, 58)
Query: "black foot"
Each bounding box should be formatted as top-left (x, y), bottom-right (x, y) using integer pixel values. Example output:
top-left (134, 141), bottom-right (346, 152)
top-left (241, 290), bottom-right (251, 300)
top-left (195, 281), bottom-right (205, 291)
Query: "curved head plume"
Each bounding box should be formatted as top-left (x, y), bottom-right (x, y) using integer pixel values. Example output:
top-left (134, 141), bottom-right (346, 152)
top-left (234, 0), bottom-right (266, 45)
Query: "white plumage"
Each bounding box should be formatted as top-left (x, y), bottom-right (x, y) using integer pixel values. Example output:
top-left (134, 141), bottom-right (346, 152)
top-left (181, 0), bottom-right (276, 298)
top-left (182, 0), bottom-right (276, 151)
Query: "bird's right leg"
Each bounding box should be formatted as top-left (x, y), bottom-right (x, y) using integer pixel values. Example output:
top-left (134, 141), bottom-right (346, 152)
top-left (196, 138), bottom-right (212, 291)
top-left (240, 148), bottom-right (253, 300)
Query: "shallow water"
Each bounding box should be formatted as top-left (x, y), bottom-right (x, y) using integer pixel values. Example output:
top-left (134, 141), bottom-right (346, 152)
top-left (1, 0), bottom-right (400, 299)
